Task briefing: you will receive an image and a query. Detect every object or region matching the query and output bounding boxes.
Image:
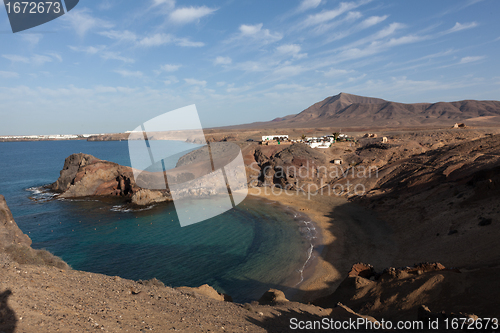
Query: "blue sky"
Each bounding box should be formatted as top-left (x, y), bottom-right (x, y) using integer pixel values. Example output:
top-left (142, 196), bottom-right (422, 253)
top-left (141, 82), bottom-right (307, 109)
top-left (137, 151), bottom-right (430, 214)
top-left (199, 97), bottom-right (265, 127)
top-left (0, 0), bottom-right (499, 135)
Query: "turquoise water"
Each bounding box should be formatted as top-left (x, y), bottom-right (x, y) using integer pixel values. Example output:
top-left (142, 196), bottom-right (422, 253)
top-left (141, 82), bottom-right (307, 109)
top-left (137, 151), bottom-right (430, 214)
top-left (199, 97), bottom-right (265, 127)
top-left (0, 140), bottom-right (314, 301)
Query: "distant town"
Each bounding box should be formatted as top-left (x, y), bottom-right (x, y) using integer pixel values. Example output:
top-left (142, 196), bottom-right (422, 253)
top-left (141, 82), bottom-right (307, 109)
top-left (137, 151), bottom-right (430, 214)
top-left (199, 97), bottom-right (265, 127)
top-left (0, 134), bottom-right (99, 142)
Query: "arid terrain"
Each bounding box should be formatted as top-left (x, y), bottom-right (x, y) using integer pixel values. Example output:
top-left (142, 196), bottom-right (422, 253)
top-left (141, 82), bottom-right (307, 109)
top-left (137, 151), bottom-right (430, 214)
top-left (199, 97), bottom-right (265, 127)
top-left (2, 93), bottom-right (500, 332)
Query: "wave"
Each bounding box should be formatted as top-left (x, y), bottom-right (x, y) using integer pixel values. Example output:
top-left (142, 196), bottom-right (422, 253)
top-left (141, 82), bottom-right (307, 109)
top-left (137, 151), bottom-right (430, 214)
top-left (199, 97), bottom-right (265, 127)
top-left (110, 204), bottom-right (154, 213)
top-left (290, 213), bottom-right (320, 287)
top-left (26, 186), bottom-right (57, 203)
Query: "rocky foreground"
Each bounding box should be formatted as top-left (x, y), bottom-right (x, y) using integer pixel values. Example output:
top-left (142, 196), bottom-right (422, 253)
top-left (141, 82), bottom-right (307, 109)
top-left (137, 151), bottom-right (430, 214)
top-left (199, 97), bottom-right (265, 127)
top-left (1, 194), bottom-right (386, 333)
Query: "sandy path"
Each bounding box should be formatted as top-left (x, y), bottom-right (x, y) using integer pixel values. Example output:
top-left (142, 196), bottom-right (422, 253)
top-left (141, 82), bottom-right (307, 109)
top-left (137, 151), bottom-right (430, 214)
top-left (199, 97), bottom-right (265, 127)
top-left (247, 187), bottom-right (397, 302)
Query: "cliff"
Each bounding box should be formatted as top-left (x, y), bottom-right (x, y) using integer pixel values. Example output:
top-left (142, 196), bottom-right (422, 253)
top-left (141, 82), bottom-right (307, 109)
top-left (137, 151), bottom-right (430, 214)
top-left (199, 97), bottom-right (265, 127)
top-left (0, 195), bottom-right (31, 249)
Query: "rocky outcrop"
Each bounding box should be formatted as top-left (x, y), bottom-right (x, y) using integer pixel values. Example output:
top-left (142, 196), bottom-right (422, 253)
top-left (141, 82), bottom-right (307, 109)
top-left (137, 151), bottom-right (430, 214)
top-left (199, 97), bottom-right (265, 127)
top-left (49, 153), bottom-right (171, 206)
top-left (314, 262), bottom-right (500, 321)
top-left (258, 289), bottom-right (289, 305)
top-left (0, 195), bottom-right (32, 249)
top-left (175, 284), bottom-right (232, 302)
top-left (252, 143), bottom-right (328, 189)
top-left (347, 263), bottom-right (374, 279)
top-left (0, 195), bottom-right (69, 270)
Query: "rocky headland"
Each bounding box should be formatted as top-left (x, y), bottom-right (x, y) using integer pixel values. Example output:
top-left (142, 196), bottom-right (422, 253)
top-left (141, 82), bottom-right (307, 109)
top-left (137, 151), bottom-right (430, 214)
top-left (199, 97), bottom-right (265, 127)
top-left (48, 153), bottom-right (171, 206)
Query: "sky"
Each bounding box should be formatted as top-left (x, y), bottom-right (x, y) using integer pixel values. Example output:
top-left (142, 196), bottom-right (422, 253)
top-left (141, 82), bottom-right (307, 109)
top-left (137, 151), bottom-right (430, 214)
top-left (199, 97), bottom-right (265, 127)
top-left (0, 0), bottom-right (499, 135)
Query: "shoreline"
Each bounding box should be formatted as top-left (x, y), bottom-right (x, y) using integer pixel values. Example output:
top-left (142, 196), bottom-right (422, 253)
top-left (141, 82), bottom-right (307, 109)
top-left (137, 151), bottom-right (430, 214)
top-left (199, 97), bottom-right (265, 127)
top-left (247, 187), bottom-right (346, 302)
top-left (247, 186), bottom-right (395, 303)
top-left (248, 195), bottom-right (323, 301)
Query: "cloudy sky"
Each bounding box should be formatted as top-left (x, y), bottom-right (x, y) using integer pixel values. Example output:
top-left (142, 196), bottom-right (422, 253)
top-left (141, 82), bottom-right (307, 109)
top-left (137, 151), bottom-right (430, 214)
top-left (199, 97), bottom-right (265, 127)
top-left (0, 0), bottom-right (499, 135)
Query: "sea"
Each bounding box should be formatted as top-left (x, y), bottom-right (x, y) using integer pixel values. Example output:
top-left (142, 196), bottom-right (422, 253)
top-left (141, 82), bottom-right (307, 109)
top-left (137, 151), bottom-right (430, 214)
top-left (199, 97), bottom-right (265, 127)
top-left (0, 140), bottom-right (317, 302)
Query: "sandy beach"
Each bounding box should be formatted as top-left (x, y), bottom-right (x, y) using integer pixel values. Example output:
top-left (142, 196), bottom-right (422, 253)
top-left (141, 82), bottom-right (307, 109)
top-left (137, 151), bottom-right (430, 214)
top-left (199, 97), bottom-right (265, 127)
top-left (247, 187), bottom-right (396, 302)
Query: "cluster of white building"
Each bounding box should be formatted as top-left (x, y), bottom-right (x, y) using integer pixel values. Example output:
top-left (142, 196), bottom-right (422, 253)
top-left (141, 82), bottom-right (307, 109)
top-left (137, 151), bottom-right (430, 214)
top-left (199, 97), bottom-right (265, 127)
top-left (302, 134), bottom-right (349, 148)
top-left (261, 135), bottom-right (289, 141)
top-left (260, 133), bottom-right (352, 149)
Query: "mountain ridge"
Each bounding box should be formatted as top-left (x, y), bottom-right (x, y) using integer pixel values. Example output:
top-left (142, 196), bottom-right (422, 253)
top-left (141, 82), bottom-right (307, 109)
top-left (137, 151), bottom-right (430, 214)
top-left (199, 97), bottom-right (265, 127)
top-left (231, 92), bottom-right (500, 129)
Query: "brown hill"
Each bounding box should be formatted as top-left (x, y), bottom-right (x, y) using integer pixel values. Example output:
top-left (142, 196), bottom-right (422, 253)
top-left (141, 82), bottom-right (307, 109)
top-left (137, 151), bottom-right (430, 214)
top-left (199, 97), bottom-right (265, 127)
top-left (234, 92), bottom-right (500, 129)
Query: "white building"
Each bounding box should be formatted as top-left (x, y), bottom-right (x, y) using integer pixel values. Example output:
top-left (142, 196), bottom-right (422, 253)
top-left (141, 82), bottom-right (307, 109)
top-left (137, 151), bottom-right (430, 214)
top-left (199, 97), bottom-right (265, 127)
top-left (262, 135), bottom-right (288, 141)
top-left (309, 142), bottom-right (330, 149)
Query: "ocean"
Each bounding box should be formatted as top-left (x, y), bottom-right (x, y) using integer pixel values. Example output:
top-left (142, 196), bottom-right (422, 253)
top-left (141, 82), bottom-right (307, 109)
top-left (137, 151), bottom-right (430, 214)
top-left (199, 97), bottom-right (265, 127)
top-left (0, 140), bottom-right (317, 302)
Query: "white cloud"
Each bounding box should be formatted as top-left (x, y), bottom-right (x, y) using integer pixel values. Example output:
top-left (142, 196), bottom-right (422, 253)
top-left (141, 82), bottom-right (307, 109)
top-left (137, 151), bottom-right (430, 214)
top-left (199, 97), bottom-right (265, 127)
top-left (386, 34), bottom-right (428, 47)
top-left (319, 13), bottom-right (386, 42)
top-left (237, 23), bottom-right (282, 44)
top-left (347, 73), bottom-right (366, 82)
top-left (235, 61), bottom-right (268, 72)
top-left (276, 44), bottom-right (308, 59)
top-left (69, 45), bottom-right (106, 55)
top-left (216, 82), bottom-right (226, 87)
top-left (309, 10), bottom-right (362, 36)
top-left (358, 15), bottom-right (388, 29)
top-left (152, 0), bottom-right (175, 8)
top-left (184, 78), bottom-right (207, 86)
top-left (98, 0), bottom-right (114, 10)
top-left (62, 8), bottom-right (113, 37)
top-left (21, 34), bottom-right (43, 46)
top-left (337, 33), bottom-right (429, 62)
top-left (160, 64), bottom-right (181, 72)
top-left (114, 69), bottom-right (144, 78)
top-left (99, 30), bottom-right (203, 48)
top-left (174, 38), bottom-right (204, 47)
top-left (297, 0), bottom-right (322, 12)
top-left (2, 55), bottom-right (29, 63)
top-left (226, 84), bottom-right (252, 93)
top-left (214, 56), bottom-right (232, 65)
top-left (2, 54), bottom-right (57, 65)
top-left (69, 46), bottom-right (133, 63)
top-left (349, 76), bottom-right (484, 98)
top-left (273, 65), bottom-right (306, 77)
top-left (444, 22), bottom-right (478, 34)
top-left (273, 83), bottom-right (308, 90)
top-left (276, 44), bottom-right (300, 54)
top-left (138, 33), bottom-right (173, 47)
top-left (323, 68), bottom-right (354, 77)
top-left (32, 55), bottom-right (54, 65)
top-left (46, 52), bottom-right (63, 62)
top-left (101, 51), bottom-right (134, 63)
top-left (99, 30), bottom-right (138, 42)
top-left (302, 2), bottom-right (359, 27)
top-left (164, 75), bottom-right (179, 84)
top-left (240, 23), bottom-right (263, 35)
top-left (0, 71), bottom-right (19, 78)
top-left (169, 6), bottom-right (217, 24)
top-left (339, 22), bottom-right (405, 51)
top-left (459, 56), bottom-right (485, 64)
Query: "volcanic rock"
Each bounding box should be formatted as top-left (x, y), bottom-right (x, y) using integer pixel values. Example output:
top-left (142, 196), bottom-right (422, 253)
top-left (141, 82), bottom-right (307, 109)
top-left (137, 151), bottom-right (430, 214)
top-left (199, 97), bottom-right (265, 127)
top-left (49, 153), bottom-right (171, 205)
top-left (258, 289), bottom-right (289, 305)
top-left (0, 195), bottom-right (31, 249)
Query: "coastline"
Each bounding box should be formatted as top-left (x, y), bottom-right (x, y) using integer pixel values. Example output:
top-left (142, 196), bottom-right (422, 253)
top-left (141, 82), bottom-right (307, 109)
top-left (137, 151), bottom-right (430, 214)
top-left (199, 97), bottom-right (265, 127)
top-left (247, 194), bottom-right (323, 300)
top-left (247, 186), bottom-right (396, 303)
